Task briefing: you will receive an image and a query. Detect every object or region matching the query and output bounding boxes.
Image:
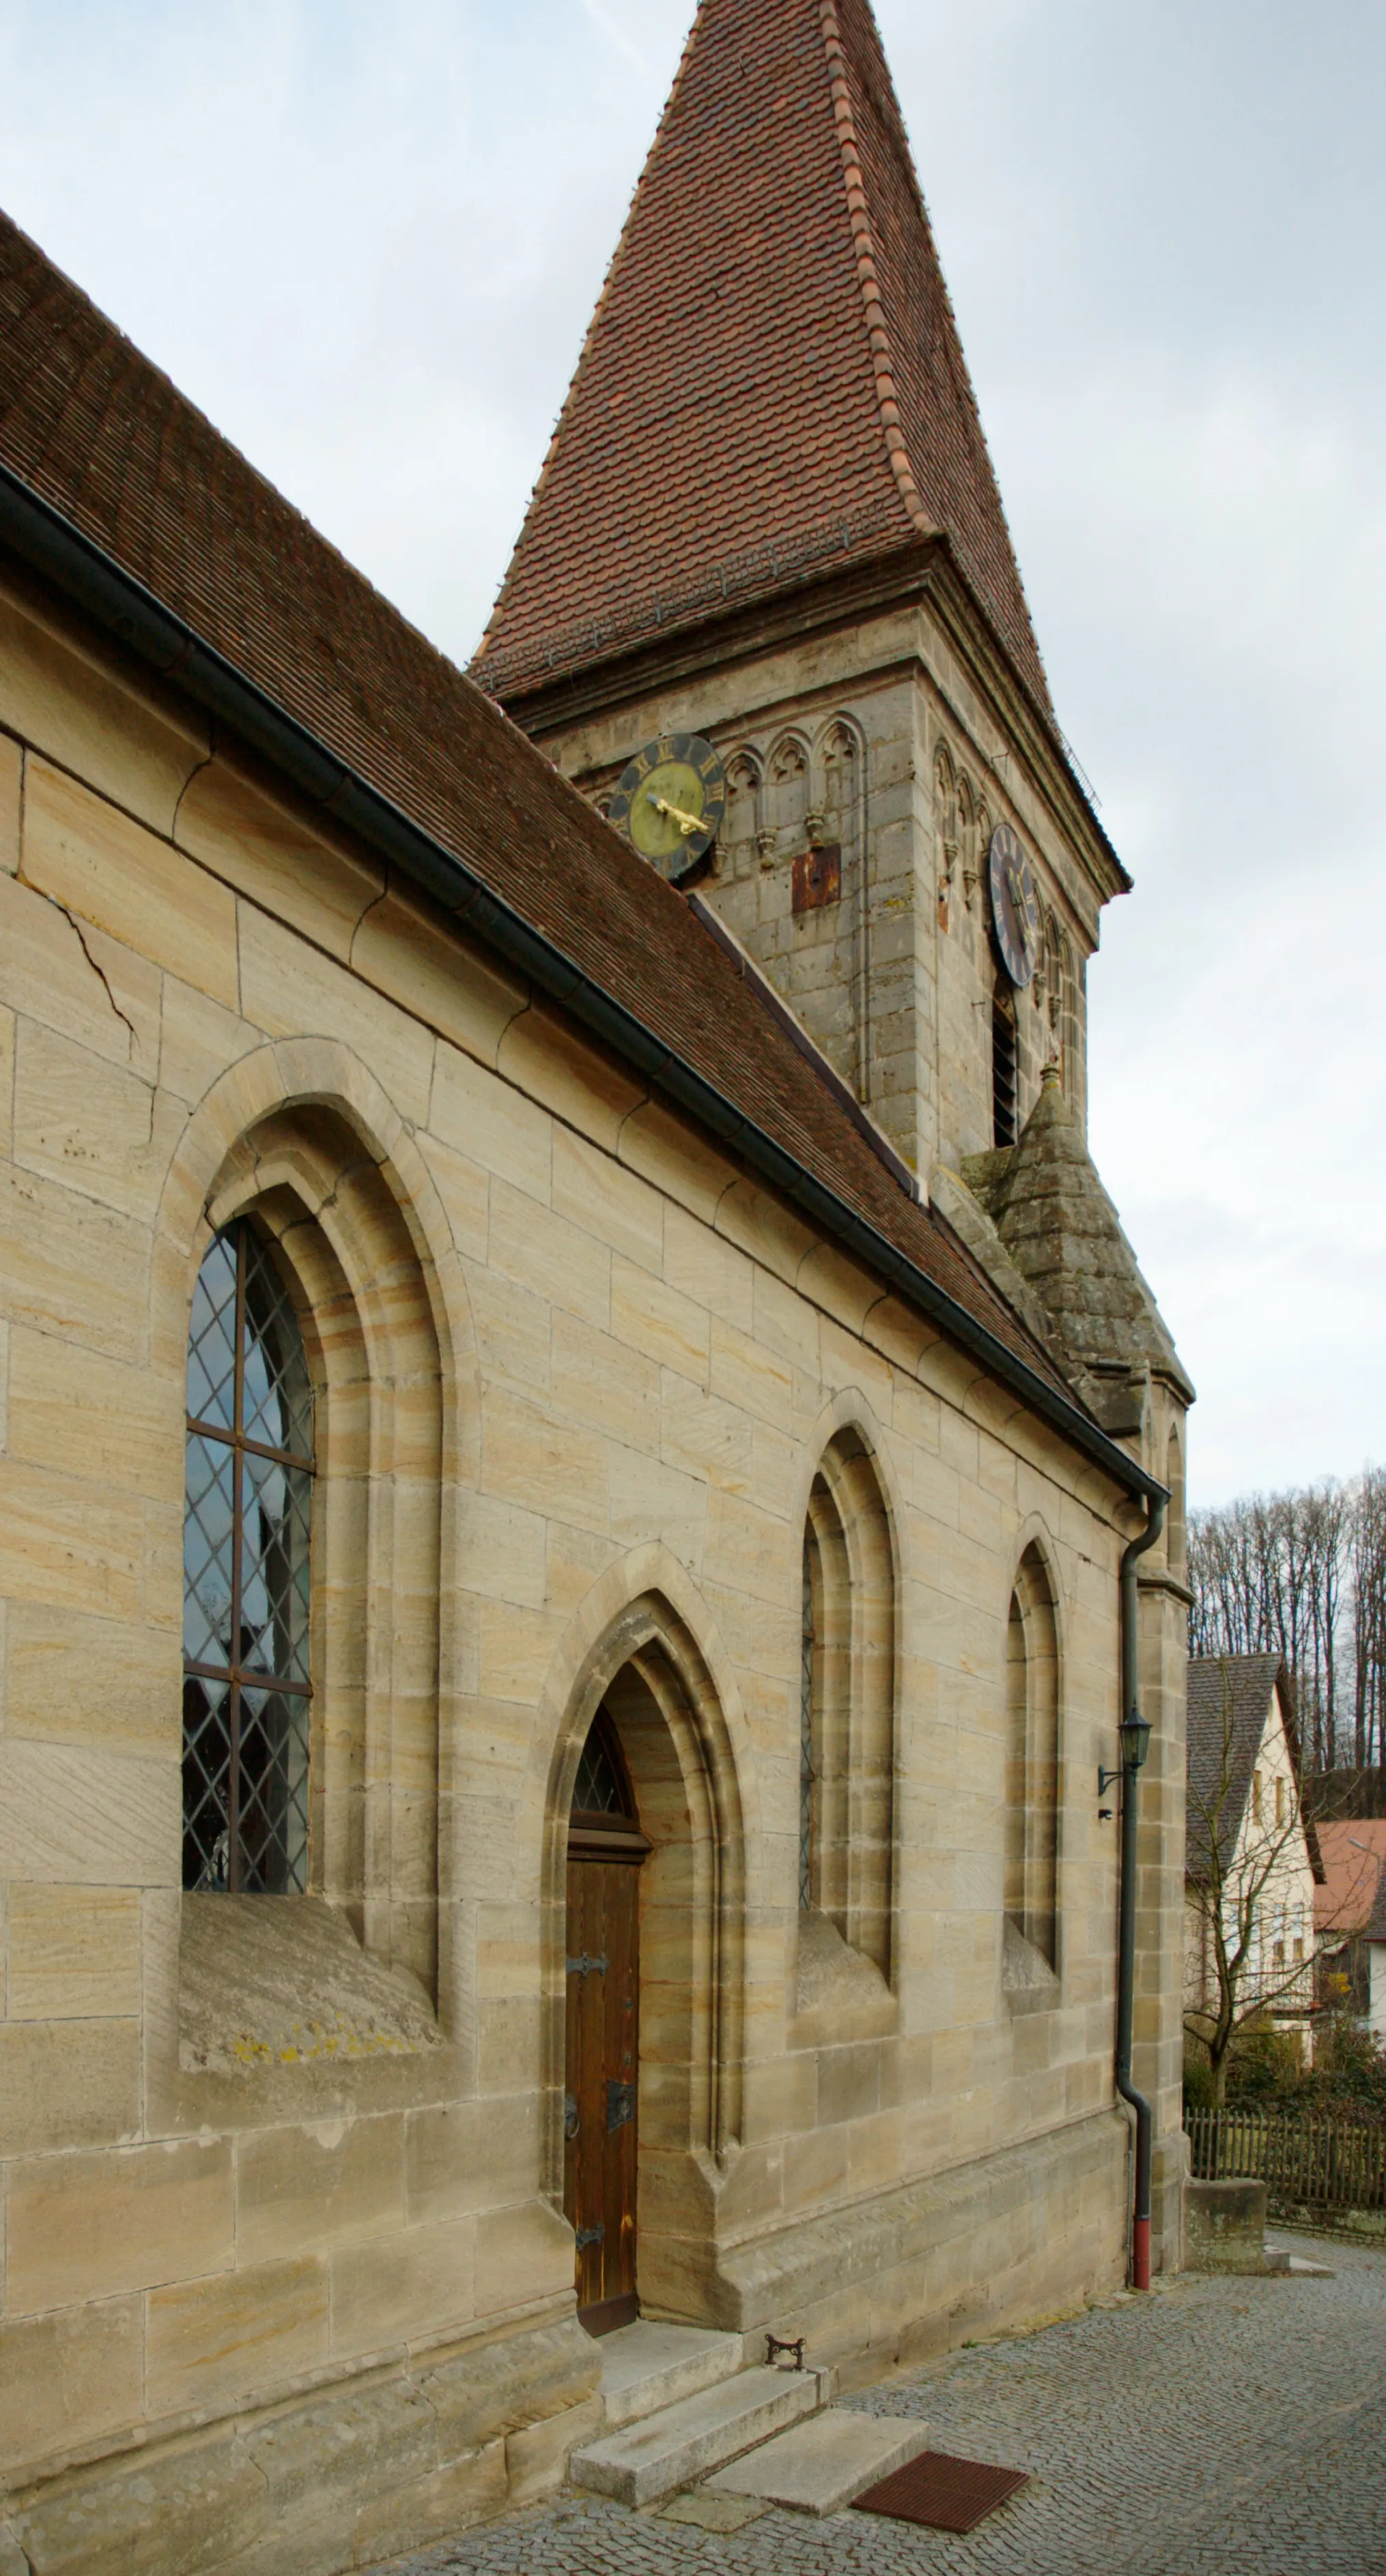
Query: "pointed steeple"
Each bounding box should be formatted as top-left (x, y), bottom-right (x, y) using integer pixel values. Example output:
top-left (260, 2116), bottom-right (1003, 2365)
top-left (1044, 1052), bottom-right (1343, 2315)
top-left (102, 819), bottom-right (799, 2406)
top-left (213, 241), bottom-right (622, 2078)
top-left (474, 0), bottom-right (1049, 712)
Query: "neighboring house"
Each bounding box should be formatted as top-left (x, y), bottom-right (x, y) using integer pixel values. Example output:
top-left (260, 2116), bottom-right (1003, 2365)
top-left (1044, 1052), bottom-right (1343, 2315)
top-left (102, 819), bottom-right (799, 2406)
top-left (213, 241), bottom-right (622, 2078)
top-left (1368, 1882), bottom-right (1386, 2043)
top-left (1315, 1819), bottom-right (1386, 2022)
top-left (1185, 1656), bottom-right (1324, 2053)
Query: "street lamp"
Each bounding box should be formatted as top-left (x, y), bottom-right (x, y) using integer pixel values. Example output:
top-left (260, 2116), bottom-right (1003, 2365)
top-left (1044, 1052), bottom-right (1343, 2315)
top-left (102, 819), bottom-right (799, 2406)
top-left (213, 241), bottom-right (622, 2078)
top-left (1118, 1712), bottom-right (1151, 1773)
top-left (1099, 1712), bottom-right (1152, 1799)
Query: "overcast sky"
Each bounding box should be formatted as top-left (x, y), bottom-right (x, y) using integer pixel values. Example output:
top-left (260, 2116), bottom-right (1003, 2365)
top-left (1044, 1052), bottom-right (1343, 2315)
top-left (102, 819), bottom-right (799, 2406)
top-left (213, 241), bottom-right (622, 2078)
top-left (2, 0), bottom-right (1383, 1506)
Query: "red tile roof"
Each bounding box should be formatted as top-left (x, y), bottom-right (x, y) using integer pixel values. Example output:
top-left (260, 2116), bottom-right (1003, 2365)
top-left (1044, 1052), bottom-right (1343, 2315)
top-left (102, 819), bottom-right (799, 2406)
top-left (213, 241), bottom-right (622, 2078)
top-left (1314, 1821), bottom-right (1386, 1939)
top-left (0, 209), bottom-right (1115, 1455)
top-left (473, 0), bottom-right (1049, 713)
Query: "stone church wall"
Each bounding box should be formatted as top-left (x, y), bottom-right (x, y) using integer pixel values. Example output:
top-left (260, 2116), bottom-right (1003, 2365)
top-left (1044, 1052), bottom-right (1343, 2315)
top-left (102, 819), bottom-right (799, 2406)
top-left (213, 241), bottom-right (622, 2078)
top-left (0, 571), bottom-right (1165, 2575)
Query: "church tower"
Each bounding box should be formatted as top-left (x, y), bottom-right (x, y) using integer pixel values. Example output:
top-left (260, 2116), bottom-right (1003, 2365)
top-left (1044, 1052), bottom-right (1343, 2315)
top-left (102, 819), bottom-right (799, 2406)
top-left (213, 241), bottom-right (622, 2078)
top-left (473, 0), bottom-right (1127, 1201)
top-left (479, 17), bottom-right (1194, 2254)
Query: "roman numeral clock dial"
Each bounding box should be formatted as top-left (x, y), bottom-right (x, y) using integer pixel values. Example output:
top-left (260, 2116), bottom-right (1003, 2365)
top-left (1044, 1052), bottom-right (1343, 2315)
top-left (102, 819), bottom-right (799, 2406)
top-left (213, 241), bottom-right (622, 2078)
top-left (605, 733), bottom-right (726, 882)
top-left (988, 820), bottom-right (1040, 987)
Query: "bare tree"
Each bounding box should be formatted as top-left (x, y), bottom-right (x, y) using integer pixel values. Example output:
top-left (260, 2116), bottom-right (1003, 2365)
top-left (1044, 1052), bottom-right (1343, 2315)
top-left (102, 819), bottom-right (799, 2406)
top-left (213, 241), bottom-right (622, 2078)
top-left (1352, 1470), bottom-right (1386, 1770)
top-left (1294, 1484), bottom-right (1349, 1771)
top-left (1185, 1660), bottom-right (1328, 2105)
top-left (1189, 1475), bottom-right (1386, 1775)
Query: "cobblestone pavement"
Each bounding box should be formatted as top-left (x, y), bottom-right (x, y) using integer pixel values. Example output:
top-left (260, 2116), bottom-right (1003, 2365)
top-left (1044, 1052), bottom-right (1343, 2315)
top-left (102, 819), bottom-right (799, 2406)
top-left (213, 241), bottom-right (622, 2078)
top-left (380, 2234), bottom-right (1386, 2576)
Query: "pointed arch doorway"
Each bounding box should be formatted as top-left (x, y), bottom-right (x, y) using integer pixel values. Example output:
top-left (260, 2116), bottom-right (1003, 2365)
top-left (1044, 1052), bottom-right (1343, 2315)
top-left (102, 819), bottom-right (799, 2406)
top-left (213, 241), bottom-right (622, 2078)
top-left (565, 1709), bottom-right (650, 2334)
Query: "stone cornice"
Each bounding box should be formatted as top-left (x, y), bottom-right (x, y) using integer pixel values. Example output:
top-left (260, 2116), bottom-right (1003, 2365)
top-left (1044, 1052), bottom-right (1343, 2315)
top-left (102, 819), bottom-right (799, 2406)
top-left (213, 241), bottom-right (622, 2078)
top-left (1137, 1568), bottom-right (1196, 1609)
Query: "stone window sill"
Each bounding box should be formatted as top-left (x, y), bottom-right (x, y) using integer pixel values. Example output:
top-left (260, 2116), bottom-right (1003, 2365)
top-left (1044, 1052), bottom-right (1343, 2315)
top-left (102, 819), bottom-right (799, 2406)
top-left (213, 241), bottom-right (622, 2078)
top-left (1003, 1916), bottom-right (1062, 2017)
top-left (790, 1906), bottom-right (897, 2046)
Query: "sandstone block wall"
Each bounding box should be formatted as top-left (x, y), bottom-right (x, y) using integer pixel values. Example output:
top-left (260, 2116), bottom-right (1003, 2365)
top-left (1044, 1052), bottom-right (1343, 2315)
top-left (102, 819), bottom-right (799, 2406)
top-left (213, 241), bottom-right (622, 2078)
top-left (0, 571), bottom-right (1177, 2575)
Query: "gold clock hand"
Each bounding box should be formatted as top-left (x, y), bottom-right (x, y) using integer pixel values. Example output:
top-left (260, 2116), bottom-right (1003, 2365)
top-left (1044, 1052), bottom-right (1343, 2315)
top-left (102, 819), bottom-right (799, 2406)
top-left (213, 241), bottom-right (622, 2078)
top-left (647, 790), bottom-right (704, 838)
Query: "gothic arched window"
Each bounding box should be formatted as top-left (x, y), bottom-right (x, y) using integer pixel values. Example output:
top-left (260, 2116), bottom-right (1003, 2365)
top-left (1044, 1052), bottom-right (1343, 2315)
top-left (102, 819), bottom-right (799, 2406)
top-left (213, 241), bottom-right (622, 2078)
top-left (799, 1432), bottom-right (896, 1976)
top-left (1043, 911), bottom-right (1084, 1120)
top-left (933, 745), bottom-right (957, 917)
top-left (821, 721), bottom-right (860, 855)
top-left (1166, 1425), bottom-right (1187, 1582)
top-left (182, 1221), bottom-right (315, 1894)
top-left (800, 1525), bottom-right (821, 1909)
top-left (767, 735), bottom-right (808, 849)
top-left (1004, 1546), bottom-right (1060, 1968)
top-left (956, 772), bottom-right (976, 898)
top-left (725, 751), bottom-right (762, 860)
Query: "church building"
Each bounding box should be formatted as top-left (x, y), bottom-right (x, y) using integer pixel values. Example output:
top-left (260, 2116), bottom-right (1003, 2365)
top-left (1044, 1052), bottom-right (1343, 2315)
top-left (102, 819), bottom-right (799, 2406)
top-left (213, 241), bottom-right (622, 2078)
top-left (0, 3), bottom-right (1192, 2570)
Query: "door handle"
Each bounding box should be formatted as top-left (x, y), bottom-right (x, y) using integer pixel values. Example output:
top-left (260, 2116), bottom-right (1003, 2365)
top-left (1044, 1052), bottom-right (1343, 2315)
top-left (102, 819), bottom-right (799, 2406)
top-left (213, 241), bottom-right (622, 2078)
top-left (563, 2093), bottom-right (580, 2140)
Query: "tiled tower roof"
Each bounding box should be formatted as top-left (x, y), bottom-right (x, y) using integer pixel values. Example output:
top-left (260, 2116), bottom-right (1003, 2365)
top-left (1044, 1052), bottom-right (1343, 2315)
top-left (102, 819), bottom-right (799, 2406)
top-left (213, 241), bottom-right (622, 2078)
top-left (473, 0), bottom-right (1050, 711)
top-left (963, 1065), bottom-right (1196, 1406)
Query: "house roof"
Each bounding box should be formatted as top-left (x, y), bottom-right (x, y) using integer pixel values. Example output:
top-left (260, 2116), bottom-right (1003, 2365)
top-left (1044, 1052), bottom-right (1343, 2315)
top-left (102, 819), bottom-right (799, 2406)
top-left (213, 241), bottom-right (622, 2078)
top-left (0, 208), bottom-right (1152, 1491)
top-left (1314, 1820), bottom-right (1386, 1940)
top-left (472, 0), bottom-right (1049, 715)
top-left (1186, 1654), bottom-right (1324, 1886)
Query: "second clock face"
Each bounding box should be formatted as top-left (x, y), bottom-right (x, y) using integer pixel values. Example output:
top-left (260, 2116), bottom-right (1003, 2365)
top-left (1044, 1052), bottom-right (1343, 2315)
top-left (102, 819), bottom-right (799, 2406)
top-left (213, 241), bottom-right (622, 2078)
top-left (606, 733), bottom-right (726, 881)
top-left (988, 821), bottom-right (1040, 988)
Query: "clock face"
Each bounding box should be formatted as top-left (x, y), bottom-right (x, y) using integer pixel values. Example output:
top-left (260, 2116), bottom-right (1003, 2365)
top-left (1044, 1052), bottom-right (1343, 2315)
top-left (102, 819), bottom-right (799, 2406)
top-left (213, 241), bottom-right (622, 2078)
top-left (606, 732), bottom-right (726, 881)
top-left (988, 821), bottom-right (1040, 989)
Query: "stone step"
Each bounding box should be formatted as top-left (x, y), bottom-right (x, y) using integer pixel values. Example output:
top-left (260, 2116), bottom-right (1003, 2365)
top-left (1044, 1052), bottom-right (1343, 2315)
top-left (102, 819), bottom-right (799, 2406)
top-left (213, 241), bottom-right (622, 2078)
top-left (1264, 2242), bottom-right (1335, 2278)
top-left (597, 2320), bottom-right (745, 2431)
top-left (705, 2406), bottom-right (929, 2516)
top-left (571, 2363), bottom-right (830, 2508)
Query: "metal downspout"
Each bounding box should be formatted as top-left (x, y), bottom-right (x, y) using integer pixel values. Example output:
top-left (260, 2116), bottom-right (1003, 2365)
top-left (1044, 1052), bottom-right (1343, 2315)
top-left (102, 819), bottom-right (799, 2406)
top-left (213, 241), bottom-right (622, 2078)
top-left (1116, 1493), bottom-right (1166, 2290)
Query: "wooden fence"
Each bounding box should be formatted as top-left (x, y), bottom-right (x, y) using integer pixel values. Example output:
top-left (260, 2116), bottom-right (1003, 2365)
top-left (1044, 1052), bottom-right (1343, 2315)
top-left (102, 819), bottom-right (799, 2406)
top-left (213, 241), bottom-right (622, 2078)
top-left (1187, 2107), bottom-right (1386, 2225)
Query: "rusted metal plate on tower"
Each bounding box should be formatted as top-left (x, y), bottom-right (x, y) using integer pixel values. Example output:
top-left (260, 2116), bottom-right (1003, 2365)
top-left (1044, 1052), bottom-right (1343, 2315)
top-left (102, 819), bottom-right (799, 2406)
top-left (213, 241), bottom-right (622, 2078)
top-left (792, 843), bottom-right (840, 912)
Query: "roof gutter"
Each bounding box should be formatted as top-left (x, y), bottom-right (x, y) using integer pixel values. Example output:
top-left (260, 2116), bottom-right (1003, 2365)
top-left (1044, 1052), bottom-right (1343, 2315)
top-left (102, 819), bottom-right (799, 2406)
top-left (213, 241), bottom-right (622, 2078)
top-left (0, 461), bottom-right (1161, 1508)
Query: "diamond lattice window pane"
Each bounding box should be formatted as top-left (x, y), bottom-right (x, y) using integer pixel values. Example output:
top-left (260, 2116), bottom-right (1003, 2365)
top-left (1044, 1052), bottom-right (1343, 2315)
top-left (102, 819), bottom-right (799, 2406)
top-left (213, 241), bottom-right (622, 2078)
top-left (573, 1725), bottom-right (627, 1816)
top-left (237, 1686), bottom-right (309, 1893)
top-left (242, 1233), bottom-right (313, 1459)
top-left (183, 1220), bottom-right (315, 1895)
top-left (800, 1533), bottom-right (817, 1910)
top-left (183, 1436), bottom-right (236, 1669)
top-left (182, 1672), bottom-right (232, 1890)
top-left (187, 1232), bottom-right (238, 1429)
top-left (240, 1452), bottom-right (312, 1684)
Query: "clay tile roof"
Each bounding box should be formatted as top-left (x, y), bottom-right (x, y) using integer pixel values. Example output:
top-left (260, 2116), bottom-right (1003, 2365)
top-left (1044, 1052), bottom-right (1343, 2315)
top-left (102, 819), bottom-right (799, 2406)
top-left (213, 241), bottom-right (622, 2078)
top-left (473, 0), bottom-right (1049, 713)
top-left (964, 1069), bottom-right (1195, 1403)
top-left (0, 208), bottom-right (1103, 1441)
top-left (1314, 1820), bottom-right (1386, 1940)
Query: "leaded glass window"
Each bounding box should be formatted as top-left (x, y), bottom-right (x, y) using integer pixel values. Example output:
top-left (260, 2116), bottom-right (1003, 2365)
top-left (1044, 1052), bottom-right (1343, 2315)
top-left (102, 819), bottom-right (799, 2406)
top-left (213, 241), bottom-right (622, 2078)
top-left (571, 1716), bottom-right (634, 1821)
top-left (182, 1221), bottom-right (314, 1893)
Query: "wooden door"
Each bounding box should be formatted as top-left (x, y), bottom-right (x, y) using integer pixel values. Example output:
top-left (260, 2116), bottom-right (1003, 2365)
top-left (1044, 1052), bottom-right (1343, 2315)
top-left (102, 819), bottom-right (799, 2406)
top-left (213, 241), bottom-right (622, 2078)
top-left (564, 1852), bottom-right (640, 2332)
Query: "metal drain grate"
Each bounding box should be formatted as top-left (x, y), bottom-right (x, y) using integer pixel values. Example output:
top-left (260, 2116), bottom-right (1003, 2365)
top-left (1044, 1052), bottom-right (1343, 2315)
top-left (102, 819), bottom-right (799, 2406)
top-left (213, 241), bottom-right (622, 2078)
top-left (854, 2448), bottom-right (1030, 2532)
